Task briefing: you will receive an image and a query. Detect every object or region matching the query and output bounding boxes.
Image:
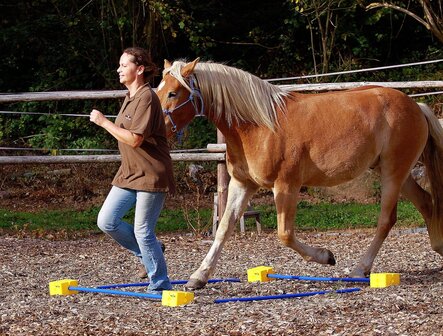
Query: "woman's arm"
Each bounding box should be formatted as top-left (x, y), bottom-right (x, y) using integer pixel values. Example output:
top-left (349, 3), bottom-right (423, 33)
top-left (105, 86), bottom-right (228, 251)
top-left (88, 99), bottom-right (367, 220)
top-left (90, 109), bottom-right (144, 148)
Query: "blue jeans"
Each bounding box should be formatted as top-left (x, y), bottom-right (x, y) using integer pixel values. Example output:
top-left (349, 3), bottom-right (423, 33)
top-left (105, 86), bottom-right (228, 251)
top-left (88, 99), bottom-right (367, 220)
top-left (97, 186), bottom-right (172, 291)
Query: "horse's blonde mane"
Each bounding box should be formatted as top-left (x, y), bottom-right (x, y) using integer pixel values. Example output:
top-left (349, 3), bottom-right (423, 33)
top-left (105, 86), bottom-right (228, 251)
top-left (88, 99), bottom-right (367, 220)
top-left (164, 60), bottom-right (291, 130)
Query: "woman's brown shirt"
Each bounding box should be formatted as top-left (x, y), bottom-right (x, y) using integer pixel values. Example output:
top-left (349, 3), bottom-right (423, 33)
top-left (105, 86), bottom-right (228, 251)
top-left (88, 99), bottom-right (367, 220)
top-left (112, 85), bottom-right (175, 194)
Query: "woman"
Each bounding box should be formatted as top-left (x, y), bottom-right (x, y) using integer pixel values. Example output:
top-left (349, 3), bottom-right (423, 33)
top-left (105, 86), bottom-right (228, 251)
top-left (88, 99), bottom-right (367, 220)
top-left (90, 47), bottom-right (175, 294)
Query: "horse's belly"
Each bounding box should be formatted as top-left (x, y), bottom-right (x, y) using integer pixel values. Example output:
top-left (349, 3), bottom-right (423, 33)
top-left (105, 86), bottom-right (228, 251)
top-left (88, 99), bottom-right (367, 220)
top-left (302, 152), bottom-right (376, 187)
top-left (303, 166), bottom-right (369, 187)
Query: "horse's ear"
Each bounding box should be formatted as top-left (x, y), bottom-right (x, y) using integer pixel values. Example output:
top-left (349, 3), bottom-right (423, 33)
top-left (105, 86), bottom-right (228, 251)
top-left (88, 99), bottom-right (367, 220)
top-left (164, 59), bottom-right (172, 69)
top-left (181, 58), bottom-right (200, 78)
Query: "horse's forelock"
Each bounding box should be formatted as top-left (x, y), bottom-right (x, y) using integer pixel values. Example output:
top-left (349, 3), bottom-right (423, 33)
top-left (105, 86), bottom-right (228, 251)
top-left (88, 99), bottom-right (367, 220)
top-left (164, 60), bottom-right (192, 93)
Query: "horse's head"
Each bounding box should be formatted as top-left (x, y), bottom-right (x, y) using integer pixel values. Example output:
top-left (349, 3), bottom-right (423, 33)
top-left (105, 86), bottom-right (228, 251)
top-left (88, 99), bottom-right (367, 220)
top-left (157, 58), bottom-right (203, 138)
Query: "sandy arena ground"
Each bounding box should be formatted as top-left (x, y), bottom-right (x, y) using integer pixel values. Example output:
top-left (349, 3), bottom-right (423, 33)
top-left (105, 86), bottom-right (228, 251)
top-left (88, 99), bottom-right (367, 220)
top-left (1, 228), bottom-right (442, 336)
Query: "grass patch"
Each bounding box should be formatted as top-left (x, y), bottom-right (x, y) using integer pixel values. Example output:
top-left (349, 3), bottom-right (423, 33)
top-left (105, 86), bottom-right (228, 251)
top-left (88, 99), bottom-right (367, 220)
top-left (0, 208), bottom-right (101, 232)
top-left (0, 206), bottom-right (212, 235)
top-left (255, 200), bottom-right (424, 231)
top-left (0, 200), bottom-right (424, 237)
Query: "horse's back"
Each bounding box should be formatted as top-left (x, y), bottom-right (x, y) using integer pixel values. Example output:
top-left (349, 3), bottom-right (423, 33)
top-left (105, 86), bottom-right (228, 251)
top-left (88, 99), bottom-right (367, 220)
top-left (254, 86), bottom-right (428, 187)
top-left (285, 86), bottom-right (426, 138)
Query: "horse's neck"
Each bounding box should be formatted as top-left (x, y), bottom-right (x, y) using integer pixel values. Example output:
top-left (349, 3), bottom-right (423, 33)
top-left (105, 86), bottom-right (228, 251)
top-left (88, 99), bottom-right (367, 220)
top-left (204, 111), bottom-right (249, 155)
top-left (205, 109), bottom-right (233, 139)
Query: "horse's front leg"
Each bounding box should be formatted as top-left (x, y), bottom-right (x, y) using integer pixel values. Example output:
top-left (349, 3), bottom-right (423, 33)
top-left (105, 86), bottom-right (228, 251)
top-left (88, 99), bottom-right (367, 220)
top-left (274, 182), bottom-right (336, 265)
top-left (186, 178), bottom-right (257, 289)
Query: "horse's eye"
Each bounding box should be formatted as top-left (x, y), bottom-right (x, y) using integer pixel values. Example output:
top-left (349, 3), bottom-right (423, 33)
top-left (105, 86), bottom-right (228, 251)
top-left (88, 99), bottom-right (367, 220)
top-left (167, 92), bottom-right (177, 98)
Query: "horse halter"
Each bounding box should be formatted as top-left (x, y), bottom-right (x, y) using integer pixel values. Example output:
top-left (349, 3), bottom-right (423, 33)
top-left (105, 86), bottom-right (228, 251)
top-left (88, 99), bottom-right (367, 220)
top-left (162, 75), bottom-right (204, 133)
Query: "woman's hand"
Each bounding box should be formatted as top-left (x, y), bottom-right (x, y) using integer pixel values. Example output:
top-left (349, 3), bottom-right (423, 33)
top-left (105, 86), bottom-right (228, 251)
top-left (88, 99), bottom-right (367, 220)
top-left (90, 109), bottom-right (107, 127)
top-left (89, 108), bottom-right (143, 148)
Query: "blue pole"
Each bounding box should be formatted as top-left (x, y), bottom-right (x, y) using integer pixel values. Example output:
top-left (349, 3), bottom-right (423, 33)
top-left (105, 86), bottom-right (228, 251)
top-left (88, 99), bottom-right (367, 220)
top-left (267, 274), bottom-right (370, 283)
top-left (97, 278), bottom-right (241, 289)
top-left (214, 288), bottom-right (361, 304)
top-left (69, 286), bottom-right (162, 300)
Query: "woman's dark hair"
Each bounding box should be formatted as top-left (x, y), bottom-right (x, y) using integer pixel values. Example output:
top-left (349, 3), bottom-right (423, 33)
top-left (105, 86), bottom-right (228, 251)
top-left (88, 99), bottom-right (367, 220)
top-left (123, 47), bottom-right (159, 82)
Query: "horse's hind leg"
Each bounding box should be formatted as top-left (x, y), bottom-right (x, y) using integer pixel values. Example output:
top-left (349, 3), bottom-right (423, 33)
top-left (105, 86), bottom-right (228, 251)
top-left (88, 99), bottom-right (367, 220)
top-left (186, 178), bottom-right (257, 289)
top-left (401, 174), bottom-right (432, 225)
top-left (274, 182), bottom-right (336, 265)
top-left (400, 174), bottom-right (443, 254)
top-left (351, 173), bottom-right (405, 277)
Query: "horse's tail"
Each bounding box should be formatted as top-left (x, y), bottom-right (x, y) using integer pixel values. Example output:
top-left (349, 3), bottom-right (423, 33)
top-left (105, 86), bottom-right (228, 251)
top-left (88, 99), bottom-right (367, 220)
top-left (419, 103), bottom-right (443, 254)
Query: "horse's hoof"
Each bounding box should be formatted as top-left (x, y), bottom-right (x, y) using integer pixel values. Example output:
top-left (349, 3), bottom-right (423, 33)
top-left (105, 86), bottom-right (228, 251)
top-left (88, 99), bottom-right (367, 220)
top-left (185, 278), bottom-right (207, 290)
top-left (327, 251), bottom-right (336, 266)
top-left (349, 269), bottom-right (367, 278)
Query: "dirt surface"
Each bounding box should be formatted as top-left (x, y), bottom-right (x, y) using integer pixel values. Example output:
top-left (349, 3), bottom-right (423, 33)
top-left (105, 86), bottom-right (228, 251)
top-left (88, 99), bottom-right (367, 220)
top-left (1, 229), bottom-right (443, 335)
top-left (2, 163), bottom-right (442, 335)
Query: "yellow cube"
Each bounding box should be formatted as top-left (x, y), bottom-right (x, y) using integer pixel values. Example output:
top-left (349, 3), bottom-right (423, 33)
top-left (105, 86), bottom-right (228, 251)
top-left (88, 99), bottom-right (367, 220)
top-left (49, 279), bottom-right (79, 296)
top-left (370, 273), bottom-right (400, 288)
top-left (161, 290), bottom-right (194, 307)
top-left (247, 266), bottom-right (275, 282)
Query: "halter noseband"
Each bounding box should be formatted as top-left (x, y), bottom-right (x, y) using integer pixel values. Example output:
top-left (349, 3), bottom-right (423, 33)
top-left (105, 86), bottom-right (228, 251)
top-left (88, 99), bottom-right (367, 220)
top-left (162, 75), bottom-right (204, 133)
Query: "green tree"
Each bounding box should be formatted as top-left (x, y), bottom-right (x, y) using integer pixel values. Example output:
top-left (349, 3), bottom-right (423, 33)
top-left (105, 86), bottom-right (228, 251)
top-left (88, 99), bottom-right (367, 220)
top-left (289, 0), bottom-right (355, 74)
top-left (0, 0), bottom-right (441, 151)
top-left (366, 0), bottom-right (443, 44)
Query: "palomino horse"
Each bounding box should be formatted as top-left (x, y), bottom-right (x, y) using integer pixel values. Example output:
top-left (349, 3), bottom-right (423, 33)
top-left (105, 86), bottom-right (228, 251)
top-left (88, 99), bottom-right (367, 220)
top-left (157, 58), bottom-right (443, 289)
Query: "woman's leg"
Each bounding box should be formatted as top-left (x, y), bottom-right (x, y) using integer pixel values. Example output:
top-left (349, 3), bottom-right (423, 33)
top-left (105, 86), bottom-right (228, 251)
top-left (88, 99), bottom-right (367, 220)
top-left (134, 191), bottom-right (171, 291)
top-left (97, 186), bottom-right (142, 257)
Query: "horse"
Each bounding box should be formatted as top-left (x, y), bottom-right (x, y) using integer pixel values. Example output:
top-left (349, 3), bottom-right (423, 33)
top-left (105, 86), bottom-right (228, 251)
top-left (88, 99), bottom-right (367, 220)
top-left (157, 58), bottom-right (443, 289)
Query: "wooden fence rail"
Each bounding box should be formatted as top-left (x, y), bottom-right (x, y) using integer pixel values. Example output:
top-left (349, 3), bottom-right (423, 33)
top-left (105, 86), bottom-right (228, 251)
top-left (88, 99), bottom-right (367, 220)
top-left (0, 82), bottom-right (440, 166)
top-left (0, 152), bottom-right (225, 165)
top-left (1, 81), bottom-right (442, 103)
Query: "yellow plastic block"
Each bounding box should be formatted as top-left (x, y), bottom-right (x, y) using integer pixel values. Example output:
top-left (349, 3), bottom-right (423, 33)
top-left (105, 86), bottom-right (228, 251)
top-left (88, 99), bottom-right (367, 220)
top-left (161, 290), bottom-right (194, 307)
top-left (49, 279), bottom-right (79, 296)
top-left (247, 266), bottom-right (275, 282)
top-left (370, 273), bottom-right (400, 288)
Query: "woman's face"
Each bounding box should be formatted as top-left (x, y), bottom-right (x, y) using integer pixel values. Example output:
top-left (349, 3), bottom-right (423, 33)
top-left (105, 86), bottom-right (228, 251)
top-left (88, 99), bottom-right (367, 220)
top-left (117, 53), bottom-right (141, 86)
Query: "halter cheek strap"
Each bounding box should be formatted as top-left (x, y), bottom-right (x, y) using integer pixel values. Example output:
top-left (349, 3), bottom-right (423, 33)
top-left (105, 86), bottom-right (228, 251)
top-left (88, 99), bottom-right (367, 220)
top-left (188, 75), bottom-right (205, 116)
top-left (162, 75), bottom-right (204, 133)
